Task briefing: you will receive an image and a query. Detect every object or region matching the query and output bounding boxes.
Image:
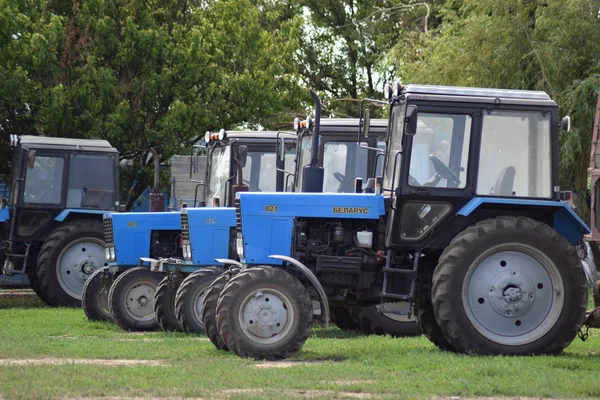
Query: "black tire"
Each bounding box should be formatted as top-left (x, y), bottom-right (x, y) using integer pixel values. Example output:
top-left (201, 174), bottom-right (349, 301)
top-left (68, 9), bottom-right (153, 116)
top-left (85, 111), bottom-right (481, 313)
top-left (82, 268), bottom-right (114, 322)
top-left (432, 216), bottom-right (588, 355)
top-left (216, 266), bottom-right (313, 360)
top-left (108, 267), bottom-right (164, 331)
top-left (37, 219), bottom-right (105, 307)
top-left (354, 303), bottom-right (421, 337)
top-left (174, 267), bottom-right (224, 334)
top-left (154, 275), bottom-right (183, 332)
top-left (202, 271), bottom-right (234, 351)
top-left (416, 306), bottom-right (454, 351)
top-left (330, 306), bottom-right (359, 330)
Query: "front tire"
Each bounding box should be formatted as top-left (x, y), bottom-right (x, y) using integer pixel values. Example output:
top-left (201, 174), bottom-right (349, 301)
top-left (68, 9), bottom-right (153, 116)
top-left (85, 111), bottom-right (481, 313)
top-left (108, 267), bottom-right (164, 331)
top-left (154, 274), bottom-right (183, 332)
top-left (82, 268), bottom-right (114, 322)
top-left (37, 219), bottom-right (105, 307)
top-left (216, 266), bottom-right (313, 360)
top-left (432, 216), bottom-right (587, 355)
top-left (202, 271), bottom-right (234, 351)
top-left (174, 267), bottom-right (224, 334)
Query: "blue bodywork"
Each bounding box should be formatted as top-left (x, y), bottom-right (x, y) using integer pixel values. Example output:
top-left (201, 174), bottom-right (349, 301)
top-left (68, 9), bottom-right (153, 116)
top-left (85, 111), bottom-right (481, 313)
top-left (110, 211), bottom-right (181, 266)
top-left (0, 207), bottom-right (9, 223)
top-left (457, 197), bottom-right (590, 244)
top-left (55, 209), bottom-right (109, 222)
top-left (239, 192), bottom-right (385, 264)
top-left (186, 207), bottom-right (237, 266)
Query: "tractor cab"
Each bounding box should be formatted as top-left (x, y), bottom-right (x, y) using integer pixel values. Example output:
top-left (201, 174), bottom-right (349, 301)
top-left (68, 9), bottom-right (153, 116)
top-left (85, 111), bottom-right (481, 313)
top-left (196, 130), bottom-right (296, 208)
top-left (283, 117), bottom-right (387, 194)
top-left (0, 135), bottom-right (119, 306)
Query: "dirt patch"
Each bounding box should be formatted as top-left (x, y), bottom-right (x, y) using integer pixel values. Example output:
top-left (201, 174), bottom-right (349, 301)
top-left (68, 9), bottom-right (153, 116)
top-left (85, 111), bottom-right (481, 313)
top-left (254, 360), bottom-right (329, 369)
top-left (321, 380), bottom-right (376, 385)
top-left (218, 389), bottom-right (371, 398)
top-left (0, 290), bottom-right (36, 298)
top-left (0, 358), bottom-right (166, 367)
top-left (437, 398), bottom-right (574, 400)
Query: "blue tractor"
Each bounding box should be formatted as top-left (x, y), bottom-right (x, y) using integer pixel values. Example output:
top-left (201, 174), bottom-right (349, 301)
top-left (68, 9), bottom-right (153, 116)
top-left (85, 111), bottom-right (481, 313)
top-left (0, 135), bottom-right (119, 307)
top-left (212, 85), bottom-right (588, 360)
top-left (87, 130), bottom-right (296, 331)
top-left (187, 115), bottom-right (422, 352)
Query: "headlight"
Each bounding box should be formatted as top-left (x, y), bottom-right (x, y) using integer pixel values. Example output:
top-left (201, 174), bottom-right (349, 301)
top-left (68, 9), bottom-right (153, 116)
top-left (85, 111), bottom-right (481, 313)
top-left (183, 243), bottom-right (192, 261)
top-left (105, 247), bottom-right (116, 262)
top-left (236, 235), bottom-right (244, 258)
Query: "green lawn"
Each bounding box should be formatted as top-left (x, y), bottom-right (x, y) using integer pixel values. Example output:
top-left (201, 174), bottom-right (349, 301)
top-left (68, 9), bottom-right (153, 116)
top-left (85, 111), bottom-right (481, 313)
top-left (1, 295), bottom-right (600, 400)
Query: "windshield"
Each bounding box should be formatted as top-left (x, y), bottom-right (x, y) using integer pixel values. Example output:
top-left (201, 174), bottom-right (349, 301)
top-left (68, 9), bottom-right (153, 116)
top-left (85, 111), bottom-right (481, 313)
top-left (23, 156), bottom-right (64, 205)
top-left (205, 145), bottom-right (231, 207)
top-left (322, 141), bottom-right (386, 193)
top-left (382, 102), bottom-right (405, 193)
top-left (243, 151), bottom-right (278, 192)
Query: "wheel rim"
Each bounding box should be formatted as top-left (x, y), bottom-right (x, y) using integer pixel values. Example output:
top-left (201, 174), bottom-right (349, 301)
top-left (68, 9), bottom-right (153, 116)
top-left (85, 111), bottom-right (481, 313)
top-left (192, 283), bottom-right (211, 326)
top-left (376, 302), bottom-right (417, 322)
top-left (123, 280), bottom-right (156, 322)
top-left (462, 243), bottom-right (564, 346)
top-left (238, 288), bottom-right (295, 345)
top-left (57, 238), bottom-right (105, 300)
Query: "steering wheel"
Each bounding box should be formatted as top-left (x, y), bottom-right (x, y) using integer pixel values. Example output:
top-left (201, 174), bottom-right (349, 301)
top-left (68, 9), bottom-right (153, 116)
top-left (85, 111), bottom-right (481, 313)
top-left (333, 172), bottom-right (354, 193)
top-left (428, 155), bottom-right (460, 186)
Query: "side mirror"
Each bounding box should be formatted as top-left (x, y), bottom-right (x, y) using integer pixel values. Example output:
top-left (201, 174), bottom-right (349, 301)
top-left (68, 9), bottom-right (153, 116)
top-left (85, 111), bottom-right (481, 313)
top-left (236, 145), bottom-right (248, 168)
top-left (405, 105), bottom-right (418, 136)
top-left (561, 116), bottom-right (571, 132)
top-left (363, 109), bottom-right (371, 138)
top-left (26, 149), bottom-right (36, 169)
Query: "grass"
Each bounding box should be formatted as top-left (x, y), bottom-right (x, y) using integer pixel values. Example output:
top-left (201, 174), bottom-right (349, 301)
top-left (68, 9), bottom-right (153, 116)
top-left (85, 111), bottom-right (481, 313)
top-left (1, 295), bottom-right (600, 399)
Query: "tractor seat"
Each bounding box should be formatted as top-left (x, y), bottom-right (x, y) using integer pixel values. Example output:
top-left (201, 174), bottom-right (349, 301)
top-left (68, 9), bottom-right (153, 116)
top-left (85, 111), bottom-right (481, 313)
top-left (491, 166), bottom-right (516, 196)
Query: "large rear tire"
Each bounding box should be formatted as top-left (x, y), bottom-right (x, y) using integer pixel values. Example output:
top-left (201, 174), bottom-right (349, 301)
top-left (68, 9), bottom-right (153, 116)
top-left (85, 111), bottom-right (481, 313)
top-left (82, 268), bottom-right (114, 322)
top-left (36, 219), bottom-right (105, 307)
top-left (108, 267), bottom-right (164, 331)
top-left (174, 267), bottom-right (224, 334)
top-left (432, 216), bottom-right (588, 355)
top-left (330, 306), bottom-right (359, 330)
top-left (216, 266), bottom-right (313, 360)
top-left (354, 302), bottom-right (421, 337)
top-left (202, 271), bottom-right (233, 351)
top-left (416, 306), bottom-right (454, 351)
top-left (154, 275), bottom-right (183, 332)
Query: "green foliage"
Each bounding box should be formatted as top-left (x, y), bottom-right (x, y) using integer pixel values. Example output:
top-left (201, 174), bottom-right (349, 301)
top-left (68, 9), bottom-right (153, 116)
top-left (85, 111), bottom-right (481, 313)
top-left (0, 0), bottom-right (303, 207)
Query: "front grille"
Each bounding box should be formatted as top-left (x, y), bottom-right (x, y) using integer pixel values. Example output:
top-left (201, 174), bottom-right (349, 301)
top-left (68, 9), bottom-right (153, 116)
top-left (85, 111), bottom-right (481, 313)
top-left (234, 199), bottom-right (242, 233)
top-left (103, 217), bottom-right (114, 246)
top-left (181, 211), bottom-right (190, 241)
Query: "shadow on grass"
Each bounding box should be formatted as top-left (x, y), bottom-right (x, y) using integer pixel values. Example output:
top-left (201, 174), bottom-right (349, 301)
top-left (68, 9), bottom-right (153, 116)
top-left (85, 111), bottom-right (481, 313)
top-left (309, 328), bottom-right (369, 340)
top-left (0, 295), bottom-right (47, 309)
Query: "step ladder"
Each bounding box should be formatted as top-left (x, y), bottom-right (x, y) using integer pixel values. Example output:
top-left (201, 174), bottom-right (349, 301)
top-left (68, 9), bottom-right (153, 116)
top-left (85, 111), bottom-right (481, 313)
top-left (380, 249), bottom-right (420, 318)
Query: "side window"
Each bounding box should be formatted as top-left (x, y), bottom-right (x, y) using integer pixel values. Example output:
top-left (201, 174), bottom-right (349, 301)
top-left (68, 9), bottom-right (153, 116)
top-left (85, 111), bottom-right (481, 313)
top-left (67, 154), bottom-right (116, 209)
top-left (408, 113), bottom-right (471, 189)
top-left (23, 156), bottom-right (64, 205)
top-left (477, 110), bottom-right (551, 198)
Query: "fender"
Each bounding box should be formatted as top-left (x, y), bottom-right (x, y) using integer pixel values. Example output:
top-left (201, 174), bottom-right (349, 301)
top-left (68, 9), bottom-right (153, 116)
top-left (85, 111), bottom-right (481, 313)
top-left (54, 209), bottom-right (108, 222)
top-left (457, 197), bottom-right (590, 244)
top-left (269, 255), bottom-right (329, 329)
top-left (214, 258), bottom-right (244, 268)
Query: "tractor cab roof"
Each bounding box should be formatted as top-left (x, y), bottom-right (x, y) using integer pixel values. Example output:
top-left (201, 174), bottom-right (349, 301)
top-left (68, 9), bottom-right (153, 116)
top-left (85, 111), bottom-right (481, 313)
top-left (18, 135), bottom-right (118, 154)
top-left (318, 118), bottom-right (387, 137)
top-left (403, 84), bottom-right (557, 107)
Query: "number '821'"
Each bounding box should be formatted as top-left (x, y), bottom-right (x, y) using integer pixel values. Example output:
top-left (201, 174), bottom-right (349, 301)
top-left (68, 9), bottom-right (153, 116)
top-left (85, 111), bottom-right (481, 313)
top-left (264, 205), bottom-right (278, 212)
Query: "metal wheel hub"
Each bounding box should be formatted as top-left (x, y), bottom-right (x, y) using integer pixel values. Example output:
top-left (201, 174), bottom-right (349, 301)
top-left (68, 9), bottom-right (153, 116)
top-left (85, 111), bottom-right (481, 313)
top-left (125, 283), bottom-right (155, 321)
top-left (487, 271), bottom-right (535, 318)
top-left (193, 285), bottom-right (210, 323)
top-left (463, 246), bottom-right (564, 346)
top-left (57, 239), bottom-right (105, 300)
top-left (240, 289), bottom-right (293, 344)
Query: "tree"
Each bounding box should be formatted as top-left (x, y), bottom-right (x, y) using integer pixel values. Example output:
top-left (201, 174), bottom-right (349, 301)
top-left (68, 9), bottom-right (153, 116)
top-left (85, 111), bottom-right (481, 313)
top-left (0, 0), bottom-right (304, 208)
